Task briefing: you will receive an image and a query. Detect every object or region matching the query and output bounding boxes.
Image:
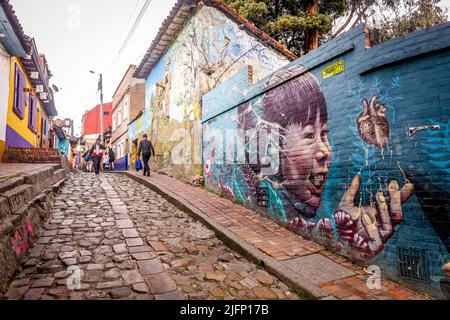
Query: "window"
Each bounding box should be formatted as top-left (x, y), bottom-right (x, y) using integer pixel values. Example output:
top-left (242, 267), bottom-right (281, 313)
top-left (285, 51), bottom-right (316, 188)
top-left (28, 95), bottom-right (37, 131)
top-left (104, 112), bottom-right (109, 116)
top-left (117, 108), bottom-right (122, 126)
top-left (123, 96), bottom-right (129, 120)
top-left (13, 64), bottom-right (26, 119)
top-left (112, 114), bottom-right (116, 131)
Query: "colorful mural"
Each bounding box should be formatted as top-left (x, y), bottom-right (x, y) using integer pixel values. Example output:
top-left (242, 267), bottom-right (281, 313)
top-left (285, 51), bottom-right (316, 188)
top-left (202, 24), bottom-right (450, 298)
top-left (129, 5), bottom-right (290, 182)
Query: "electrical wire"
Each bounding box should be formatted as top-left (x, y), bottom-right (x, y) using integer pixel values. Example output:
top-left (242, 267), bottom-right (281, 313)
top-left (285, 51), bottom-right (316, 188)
top-left (110, 0), bottom-right (152, 66)
top-left (118, 0), bottom-right (152, 58)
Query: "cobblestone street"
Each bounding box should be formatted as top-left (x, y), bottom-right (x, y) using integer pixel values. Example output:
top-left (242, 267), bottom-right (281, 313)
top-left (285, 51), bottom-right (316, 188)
top-left (1, 173), bottom-right (301, 300)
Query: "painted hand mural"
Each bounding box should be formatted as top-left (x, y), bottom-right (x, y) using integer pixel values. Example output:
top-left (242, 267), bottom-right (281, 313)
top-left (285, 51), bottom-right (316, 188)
top-left (334, 175), bottom-right (414, 261)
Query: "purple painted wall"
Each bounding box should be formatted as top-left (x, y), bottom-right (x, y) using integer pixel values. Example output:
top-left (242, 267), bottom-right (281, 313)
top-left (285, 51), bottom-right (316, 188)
top-left (6, 125), bottom-right (33, 148)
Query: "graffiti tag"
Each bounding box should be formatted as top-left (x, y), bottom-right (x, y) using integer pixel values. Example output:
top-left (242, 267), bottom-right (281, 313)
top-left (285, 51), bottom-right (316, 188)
top-left (10, 222), bottom-right (34, 255)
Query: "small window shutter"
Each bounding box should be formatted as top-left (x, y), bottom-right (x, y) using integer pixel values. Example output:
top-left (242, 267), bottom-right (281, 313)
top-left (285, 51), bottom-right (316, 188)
top-left (28, 94), bottom-right (33, 127)
top-left (29, 95), bottom-right (37, 130)
top-left (18, 67), bottom-right (26, 117)
top-left (13, 64), bottom-right (20, 116)
top-left (33, 97), bottom-right (37, 130)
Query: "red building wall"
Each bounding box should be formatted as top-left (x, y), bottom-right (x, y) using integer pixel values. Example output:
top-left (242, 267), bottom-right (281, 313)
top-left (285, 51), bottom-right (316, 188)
top-left (81, 102), bottom-right (112, 136)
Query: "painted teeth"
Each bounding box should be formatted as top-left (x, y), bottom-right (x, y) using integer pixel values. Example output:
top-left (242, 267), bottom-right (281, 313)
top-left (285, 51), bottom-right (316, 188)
top-left (312, 175), bottom-right (324, 187)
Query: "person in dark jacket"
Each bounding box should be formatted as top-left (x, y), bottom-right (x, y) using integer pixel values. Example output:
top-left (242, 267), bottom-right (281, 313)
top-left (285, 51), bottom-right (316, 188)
top-left (108, 147), bottom-right (116, 171)
top-left (89, 138), bottom-right (106, 175)
top-left (138, 134), bottom-right (155, 176)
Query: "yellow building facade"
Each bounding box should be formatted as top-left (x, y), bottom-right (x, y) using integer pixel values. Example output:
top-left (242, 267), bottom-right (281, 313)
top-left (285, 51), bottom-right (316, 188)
top-left (4, 57), bottom-right (42, 154)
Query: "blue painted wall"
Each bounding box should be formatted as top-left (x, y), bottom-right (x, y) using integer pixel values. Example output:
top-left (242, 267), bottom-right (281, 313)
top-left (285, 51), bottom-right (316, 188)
top-left (114, 155), bottom-right (128, 171)
top-left (202, 23), bottom-right (450, 298)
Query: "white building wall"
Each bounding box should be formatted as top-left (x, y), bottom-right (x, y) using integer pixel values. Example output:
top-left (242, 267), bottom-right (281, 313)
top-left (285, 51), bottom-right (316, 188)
top-left (0, 44), bottom-right (11, 143)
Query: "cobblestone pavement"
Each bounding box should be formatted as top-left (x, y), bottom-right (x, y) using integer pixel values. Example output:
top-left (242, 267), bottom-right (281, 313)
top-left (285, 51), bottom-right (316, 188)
top-left (1, 172), bottom-right (301, 300)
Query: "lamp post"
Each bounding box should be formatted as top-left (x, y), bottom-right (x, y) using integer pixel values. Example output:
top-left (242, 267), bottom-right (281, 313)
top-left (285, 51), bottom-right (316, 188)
top-left (89, 70), bottom-right (104, 144)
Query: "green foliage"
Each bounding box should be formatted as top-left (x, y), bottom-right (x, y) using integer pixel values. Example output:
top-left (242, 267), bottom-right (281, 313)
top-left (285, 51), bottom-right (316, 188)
top-left (223, 0), bottom-right (448, 55)
top-left (224, 0), bottom-right (344, 55)
top-left (268, 13), bottom-right (332, 32)
top-left (379, 0), bottom-right (448, 41)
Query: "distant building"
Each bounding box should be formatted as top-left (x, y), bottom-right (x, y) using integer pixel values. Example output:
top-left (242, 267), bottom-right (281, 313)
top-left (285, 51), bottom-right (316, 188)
top-left (81, 102), bottom-right (112, 146)
top-left (111, 65), bottom-right (145, 170)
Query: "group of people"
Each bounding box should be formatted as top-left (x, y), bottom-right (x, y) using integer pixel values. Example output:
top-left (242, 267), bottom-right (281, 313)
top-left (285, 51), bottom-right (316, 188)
top-left (80, 138), bottom-right (116, 174)
top-left (76, 134), bottom-right (155, 176)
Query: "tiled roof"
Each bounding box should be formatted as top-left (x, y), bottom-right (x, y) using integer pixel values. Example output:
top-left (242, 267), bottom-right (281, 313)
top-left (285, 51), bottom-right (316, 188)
top-left (134, 0), bottom-right (297, 78)
top-left (0, 0), bottom-right (30, 52)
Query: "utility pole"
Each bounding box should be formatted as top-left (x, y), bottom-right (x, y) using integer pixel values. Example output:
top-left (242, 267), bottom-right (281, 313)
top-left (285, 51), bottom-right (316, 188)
top-left (90, 70), bottom-right (104, 144)
top-left (99, 73), bottom-right (104, 144)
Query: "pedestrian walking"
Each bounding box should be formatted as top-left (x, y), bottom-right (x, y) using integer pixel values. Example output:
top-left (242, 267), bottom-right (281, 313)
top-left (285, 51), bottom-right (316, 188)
top-left (138, 134), bottom-right (155, 177)
top-left (102, 152), bottom-right (109, 171)
top-left (108, 147), bottom-right (116, 171)
top-left (89, 138), bottom-right (106, 175)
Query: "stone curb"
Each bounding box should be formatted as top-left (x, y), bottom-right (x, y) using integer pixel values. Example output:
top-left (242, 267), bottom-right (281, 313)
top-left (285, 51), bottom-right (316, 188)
top-left (120, 171), bottom-right (335, 300)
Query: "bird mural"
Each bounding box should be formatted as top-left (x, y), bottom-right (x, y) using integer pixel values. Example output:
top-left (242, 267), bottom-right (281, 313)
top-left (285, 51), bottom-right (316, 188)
top-left (357, 95), bottom-right (390, 148)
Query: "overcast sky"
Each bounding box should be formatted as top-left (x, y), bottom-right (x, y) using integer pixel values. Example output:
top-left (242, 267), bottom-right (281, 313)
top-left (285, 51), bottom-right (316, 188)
top-left (10, 0), bottom-right (178, 135)
top-left (9, 0), bottom-right (450, 135)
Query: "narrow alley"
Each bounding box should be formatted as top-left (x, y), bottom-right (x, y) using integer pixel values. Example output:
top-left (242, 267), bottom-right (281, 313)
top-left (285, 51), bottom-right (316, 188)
top-left (2, 172), bottom-right (300, 300)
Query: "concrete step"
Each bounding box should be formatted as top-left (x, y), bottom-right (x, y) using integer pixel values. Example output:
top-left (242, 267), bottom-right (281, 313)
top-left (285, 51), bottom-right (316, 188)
top-left (0, 184), bottom-right (36, 218)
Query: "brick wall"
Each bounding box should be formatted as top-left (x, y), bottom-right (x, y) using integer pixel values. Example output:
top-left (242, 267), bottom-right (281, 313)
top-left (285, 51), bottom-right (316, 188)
top-left (2, 147), bottom-right (60, 163)
top-left (202, 23), bottom-right (450, 298)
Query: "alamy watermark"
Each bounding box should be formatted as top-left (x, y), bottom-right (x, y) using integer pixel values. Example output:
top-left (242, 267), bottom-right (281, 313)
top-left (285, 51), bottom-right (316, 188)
top-left (66, 266), bottom-right (82, 290)
top-left (169, 121), bottom-right (280, 176)
top-left (365, 265), bottom-right (382, 289)
top-left (66, 4), bottom-right (81, 30)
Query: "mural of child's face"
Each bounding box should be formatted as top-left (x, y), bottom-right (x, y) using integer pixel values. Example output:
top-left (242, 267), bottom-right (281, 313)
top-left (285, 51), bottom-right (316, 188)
top-left (280, 111), bottom-right (331, 213)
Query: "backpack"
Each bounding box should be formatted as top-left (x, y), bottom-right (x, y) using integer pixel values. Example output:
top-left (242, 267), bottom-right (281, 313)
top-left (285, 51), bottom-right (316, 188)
top-left (109, 149), bottom-right (116, 160)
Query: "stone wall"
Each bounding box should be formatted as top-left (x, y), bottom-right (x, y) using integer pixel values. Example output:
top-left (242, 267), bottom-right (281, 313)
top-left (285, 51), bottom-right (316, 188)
top-left (0, 164), bottom-right (67, 293)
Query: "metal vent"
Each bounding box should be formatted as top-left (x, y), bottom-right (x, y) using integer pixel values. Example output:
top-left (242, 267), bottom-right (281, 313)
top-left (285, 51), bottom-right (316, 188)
top-left (397, 247), bottom-right (430, 282)
top-left (256, 186), bottom-right (269, 207)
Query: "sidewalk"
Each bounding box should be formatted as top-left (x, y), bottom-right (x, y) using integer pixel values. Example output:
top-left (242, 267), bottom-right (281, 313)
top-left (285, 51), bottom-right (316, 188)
top-left (0, 163), bottom-right (59, 182)
top-left (124, 171), bottom-right (433, 300)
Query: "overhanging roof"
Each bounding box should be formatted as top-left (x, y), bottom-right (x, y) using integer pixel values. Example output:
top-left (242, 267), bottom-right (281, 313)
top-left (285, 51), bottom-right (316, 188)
top-left (0, 0), bottom-right (28, 57)
top-left (21, 37), bottom-right (58, 117)
top-left (134, 0), bottom-right (296, 79)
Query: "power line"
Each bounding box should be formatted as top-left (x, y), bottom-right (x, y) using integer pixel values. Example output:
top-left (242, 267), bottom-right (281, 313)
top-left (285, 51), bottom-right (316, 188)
top-left (117, 0), bottom-right (142, 48)
top-left (110, 0), bottom-right (152, 67)
top-left (117, 0), bottom-right (152, 58)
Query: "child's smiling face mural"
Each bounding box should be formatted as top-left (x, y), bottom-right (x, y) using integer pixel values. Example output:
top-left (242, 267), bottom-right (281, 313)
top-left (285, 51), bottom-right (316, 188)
top-left (280, 111), bottom-right (331, 213)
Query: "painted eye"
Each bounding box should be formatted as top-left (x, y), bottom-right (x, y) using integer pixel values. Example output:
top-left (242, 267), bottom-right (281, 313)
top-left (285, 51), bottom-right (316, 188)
top-left (321, 130), bottom-right (329, 138)
top-left (305, 133), bottom-right (315, 139)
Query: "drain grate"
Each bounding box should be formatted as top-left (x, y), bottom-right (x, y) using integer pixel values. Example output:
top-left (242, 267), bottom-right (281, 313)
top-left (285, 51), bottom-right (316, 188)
top-left (397, 247), bottom-right (430, 282)
top-left (256, 186), bottom-right (269, 207)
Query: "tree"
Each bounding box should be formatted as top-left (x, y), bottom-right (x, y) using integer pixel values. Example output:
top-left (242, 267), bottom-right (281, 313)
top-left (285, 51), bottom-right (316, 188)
top-left (223, 0), bottom-right (345, 55)
top-left (224, 0), bottom-right (448, 55)
top-left (330, 0), bottom-right (447, 39)
top-left (377, 0), bottom-right (448, 41)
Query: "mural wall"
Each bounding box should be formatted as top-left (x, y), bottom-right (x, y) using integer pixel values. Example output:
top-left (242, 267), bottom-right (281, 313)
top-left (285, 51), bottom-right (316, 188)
top-left (202, 24), bottom-right (450, 298)
top-left (128, 5), bottom-right (290, 182)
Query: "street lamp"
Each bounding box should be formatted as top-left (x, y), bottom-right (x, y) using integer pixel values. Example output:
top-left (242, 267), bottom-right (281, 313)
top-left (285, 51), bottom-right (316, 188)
top-left (89, 70), bottom-right (104, 144)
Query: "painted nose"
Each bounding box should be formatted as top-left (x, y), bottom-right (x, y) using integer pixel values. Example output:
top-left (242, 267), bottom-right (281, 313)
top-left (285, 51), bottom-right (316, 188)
top-left (315, 139), bottom-right (331, 162)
